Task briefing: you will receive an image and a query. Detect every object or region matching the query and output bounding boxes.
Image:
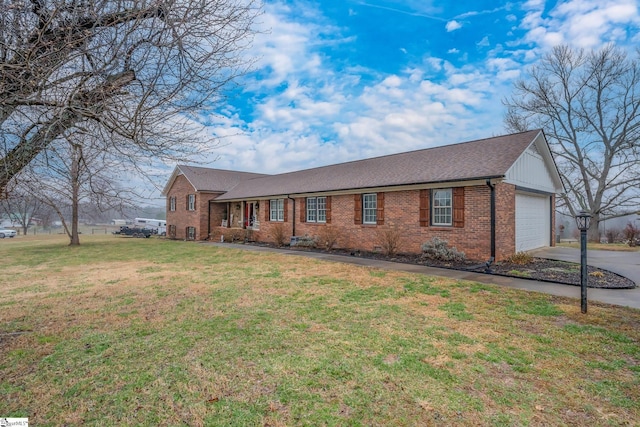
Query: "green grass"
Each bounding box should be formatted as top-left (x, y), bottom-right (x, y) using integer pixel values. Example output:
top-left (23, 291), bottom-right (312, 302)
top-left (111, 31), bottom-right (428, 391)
top-left (0, 235), bottom-right (639, 426)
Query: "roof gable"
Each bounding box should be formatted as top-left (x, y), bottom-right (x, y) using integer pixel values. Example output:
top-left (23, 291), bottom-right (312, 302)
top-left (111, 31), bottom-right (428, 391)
top-left (504, 131), bottom-right (564, 193)
top-left (161, 165), bottom-right (268, 196)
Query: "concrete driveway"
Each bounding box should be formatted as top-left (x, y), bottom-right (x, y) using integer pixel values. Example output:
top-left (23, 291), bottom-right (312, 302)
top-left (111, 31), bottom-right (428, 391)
top-left (531, 247), bottom-right (640, 287)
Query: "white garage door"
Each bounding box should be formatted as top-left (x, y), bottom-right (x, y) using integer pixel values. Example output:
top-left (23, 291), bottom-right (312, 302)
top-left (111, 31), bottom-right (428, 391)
top-left (515, 193), bottom-right (550, 252)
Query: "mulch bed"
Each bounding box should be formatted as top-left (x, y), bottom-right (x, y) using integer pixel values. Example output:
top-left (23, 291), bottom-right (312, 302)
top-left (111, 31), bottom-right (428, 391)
top-left (276, 245), bottom-right (636, 289)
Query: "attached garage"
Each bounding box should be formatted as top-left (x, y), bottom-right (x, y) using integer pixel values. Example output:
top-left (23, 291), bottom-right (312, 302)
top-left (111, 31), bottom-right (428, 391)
top-left (515, 192), bottom-right (551, 252)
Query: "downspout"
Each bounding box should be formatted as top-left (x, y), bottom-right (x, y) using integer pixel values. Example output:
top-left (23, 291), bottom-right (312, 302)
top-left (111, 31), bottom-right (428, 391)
top-left (485, 180), bottom-right (496, 273)
top-left (288, 196), bottom-right (296, 237)
top-left (207, 200), bottom-right (213, 240)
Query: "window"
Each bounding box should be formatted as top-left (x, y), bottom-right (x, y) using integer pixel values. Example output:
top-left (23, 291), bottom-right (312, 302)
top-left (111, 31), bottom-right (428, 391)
top-left (270, 199), bottom-right (284, 221)
top-left (168, 225), bottom-right (176, 237)
top-left (186, 226), bottom-right (196, 240)
top-left (169, 197), bottom-right (176, 211)
top-left (363, 193), bottom-right (377, 224)
top-left (432, 189), bottom-right (452, 226)
top-left (187, 194), bottom-right (195, 211)
top-left (306, 197), bottom-right (326, 223)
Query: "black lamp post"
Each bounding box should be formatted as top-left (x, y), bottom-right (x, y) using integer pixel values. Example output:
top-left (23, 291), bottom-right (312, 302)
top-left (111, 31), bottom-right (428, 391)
top-left (575, 211), bottom-right (591, 314)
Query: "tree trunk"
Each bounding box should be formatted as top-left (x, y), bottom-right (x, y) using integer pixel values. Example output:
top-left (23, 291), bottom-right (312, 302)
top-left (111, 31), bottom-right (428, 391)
top-left (69, 145), bottom-right (81, 246)
top-left (588, 219), bottom-right (600, 243)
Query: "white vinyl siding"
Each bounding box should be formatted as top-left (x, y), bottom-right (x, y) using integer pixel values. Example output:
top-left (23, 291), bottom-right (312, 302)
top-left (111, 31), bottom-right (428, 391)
top-left (505, 142), bottom-right (558, 194)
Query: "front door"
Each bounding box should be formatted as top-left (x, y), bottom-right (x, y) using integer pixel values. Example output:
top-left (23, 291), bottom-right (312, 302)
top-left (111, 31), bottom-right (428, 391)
top-left (244, 202), bottom-right (257, 228)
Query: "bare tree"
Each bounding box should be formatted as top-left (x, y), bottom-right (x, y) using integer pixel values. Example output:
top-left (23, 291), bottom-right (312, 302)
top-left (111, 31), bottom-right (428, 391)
top-left (19, 127), bottom-right (139, 245)
top-left (0, 0), bottom-right (261, 193)
top-left (504, 45), bottom-right (640, 242)
top-left (0, 184), bottom-right (42, 235)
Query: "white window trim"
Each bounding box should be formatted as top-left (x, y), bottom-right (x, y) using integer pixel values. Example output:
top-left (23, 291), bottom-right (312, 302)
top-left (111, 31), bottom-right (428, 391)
top-left (432, 188), bottom-right (453, 226)
top-left (363, 193), bottom-right (377, 225)
top-left (187, 194), bottom-right (195, 211)
top-left (270, 199), bottom-right (284, 222)
top-left (186, 226), bottom-right (196, 240)
top-left (306, 196), bottom-right (326, 223)
top-left (170, 197), bottom-right (176, 212)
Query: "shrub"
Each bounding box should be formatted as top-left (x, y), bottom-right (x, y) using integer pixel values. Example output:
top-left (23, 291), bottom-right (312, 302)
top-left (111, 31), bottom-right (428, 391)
top-left (605, 228), bottom-right (621, 244)
top-left (376, 226), bottom-right (402, 256)
top-left (295, 235), bottom-right (317, 248)
top-left (623, 222), bottom-right (639, 247)
top-left (317, 226), bottom-right (340, 251)
top-left (421, 237), bottom-right (466, 262)
top-left (506, 251), bottom-right (533, 265)
top-left (271, 223), bottom-right (287, 247)
top-left (227, 229), bottom-right (243, 243)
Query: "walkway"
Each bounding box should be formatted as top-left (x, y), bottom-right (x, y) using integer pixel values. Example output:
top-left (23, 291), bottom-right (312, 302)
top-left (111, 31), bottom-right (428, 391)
top-left (210, 243), bottom-right (640, 310)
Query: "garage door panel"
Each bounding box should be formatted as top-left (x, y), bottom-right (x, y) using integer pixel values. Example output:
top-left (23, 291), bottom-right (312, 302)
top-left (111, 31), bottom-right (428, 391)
top-left (515, 193), bottom-right (550, 252)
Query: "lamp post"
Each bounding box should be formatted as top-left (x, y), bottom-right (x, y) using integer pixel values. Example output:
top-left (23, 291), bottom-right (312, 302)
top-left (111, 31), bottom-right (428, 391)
top-left (575, 211), bottom-right (591, 314)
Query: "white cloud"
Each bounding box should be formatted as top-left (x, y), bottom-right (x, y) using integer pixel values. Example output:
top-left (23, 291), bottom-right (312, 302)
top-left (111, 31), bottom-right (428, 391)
top-left (520, 0), bottom-right (640, 49)
top-left (446, 20), bottom-right (463, 31)
top-left (448, 48), bottom-right (460, 54)
top-left (477, 36), bottom-right (490, 47)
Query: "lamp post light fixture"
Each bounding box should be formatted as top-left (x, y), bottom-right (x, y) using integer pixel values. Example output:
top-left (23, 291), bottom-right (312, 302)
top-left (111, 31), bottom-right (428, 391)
top-left (575, 211), bottom-right (591, 314)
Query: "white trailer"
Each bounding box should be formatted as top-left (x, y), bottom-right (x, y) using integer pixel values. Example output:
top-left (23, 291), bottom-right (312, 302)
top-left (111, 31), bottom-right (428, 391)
top-left (134, 218), bottom-right (167, 235)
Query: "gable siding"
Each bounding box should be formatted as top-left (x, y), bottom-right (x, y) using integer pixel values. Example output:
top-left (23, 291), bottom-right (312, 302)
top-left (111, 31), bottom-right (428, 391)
top-left (504, 145), bottom-right (556, 193)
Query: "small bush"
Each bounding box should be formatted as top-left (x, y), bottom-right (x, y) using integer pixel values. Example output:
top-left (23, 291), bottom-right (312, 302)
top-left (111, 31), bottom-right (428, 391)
top-left (295, 235), bottom-right (317, 248)
top-left (271, 223), bottom-right (287, 247)
top-left (605, 228), bottom-right (622, 244)
top-left (226, 229), bottom-right (243, 243)
top-left (623, 222), bottom-right (639, 247)
top-left (506, 251), bottom-right (533, 265)
top-left (317, 226), bottom-right (340, 251)
top-left (421, 237), bottom-right (466, 262)
top-left (376, 226), bottom-right (403, 256)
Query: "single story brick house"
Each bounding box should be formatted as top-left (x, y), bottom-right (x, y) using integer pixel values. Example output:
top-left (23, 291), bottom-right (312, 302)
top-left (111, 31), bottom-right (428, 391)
top-left (162, 129), bottom-right (563, 261)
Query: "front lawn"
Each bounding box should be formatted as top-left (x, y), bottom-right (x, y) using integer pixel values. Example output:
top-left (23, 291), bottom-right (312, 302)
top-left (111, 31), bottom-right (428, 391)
top-left (1, 235), bottom-right (639, 426)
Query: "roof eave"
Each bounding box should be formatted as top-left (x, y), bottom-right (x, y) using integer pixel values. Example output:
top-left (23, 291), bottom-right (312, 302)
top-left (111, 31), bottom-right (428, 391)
top-left (213, 175), bottom-right (506, 202)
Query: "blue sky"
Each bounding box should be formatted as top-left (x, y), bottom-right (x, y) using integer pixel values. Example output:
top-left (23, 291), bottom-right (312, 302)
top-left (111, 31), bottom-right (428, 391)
top-left (151, 0), bottom-right (640, 203)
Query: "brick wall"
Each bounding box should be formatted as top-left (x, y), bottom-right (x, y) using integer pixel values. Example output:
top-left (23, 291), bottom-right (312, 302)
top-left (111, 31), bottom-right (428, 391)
top-left (495, 182), bottom-right (516, 260)
top-left (250, 185), bottom-right (519, 261)
top-left (165, 175), bottom-right (221, 240)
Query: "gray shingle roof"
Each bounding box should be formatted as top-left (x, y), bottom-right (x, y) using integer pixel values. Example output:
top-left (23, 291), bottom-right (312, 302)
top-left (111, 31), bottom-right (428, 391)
top-left (214, 130), bottom-right (544, 200)
top-left (171, 165), bottom-right (268, 193)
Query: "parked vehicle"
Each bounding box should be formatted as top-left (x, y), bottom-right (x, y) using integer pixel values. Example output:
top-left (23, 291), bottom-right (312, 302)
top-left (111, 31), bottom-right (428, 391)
top-left (112, 226), bottom-right (152, 238)
top-left (0, 229), bottom-right (17, 238)
top-left (134, 218), bottom-right (166, 236)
